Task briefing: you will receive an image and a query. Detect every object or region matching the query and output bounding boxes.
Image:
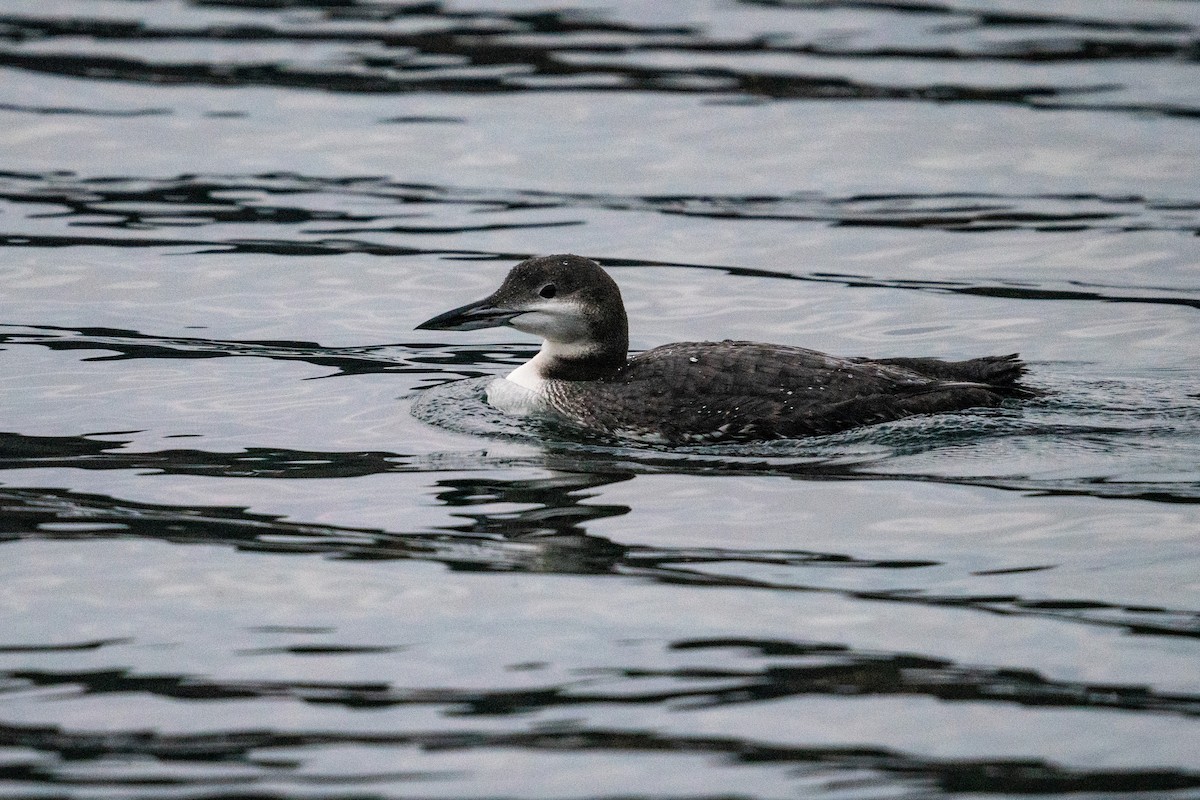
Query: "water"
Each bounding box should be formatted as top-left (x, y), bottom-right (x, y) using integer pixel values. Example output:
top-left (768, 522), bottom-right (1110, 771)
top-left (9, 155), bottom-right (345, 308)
top-left (1, 1), bottom-right (1199, 797)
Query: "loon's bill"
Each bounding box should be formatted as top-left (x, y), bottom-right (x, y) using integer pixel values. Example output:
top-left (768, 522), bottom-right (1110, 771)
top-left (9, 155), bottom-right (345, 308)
top-left (417, 297), bottom-right (525, 331)
top-left (416, 254), bottom-right (1034, 444)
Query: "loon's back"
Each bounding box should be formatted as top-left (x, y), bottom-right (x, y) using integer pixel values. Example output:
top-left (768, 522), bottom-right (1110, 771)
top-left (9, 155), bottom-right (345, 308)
top-left (543, 341), bottom-right (1029, 443)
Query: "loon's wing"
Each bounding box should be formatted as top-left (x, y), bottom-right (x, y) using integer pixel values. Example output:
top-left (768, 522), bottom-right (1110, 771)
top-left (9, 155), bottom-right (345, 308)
top-left (553, 341), bottom-right (1019, 442)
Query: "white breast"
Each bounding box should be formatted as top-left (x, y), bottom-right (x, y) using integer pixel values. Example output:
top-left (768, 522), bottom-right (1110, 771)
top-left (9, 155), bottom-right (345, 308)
top-left (483, 343), bottom-right (555, 415)
top-left (487, 340), bottom-right (598, 415)
top-left (485, 375), bottom-right (545, 415)
top-left (504, 357), bottom-right (546, 392)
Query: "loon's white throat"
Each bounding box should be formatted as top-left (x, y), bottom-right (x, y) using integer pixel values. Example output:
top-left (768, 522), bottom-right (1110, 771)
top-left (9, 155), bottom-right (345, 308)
top-left (416, 254), bottom-right (1033, 443)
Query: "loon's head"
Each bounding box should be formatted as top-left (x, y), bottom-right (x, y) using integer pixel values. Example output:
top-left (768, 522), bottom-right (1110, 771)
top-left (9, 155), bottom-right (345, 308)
top-left (416, 254), bottom-right (630, 380)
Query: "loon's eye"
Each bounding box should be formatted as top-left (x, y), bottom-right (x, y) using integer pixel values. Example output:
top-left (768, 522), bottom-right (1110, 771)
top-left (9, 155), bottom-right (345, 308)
top-left (539, 283), bottom-right (557, 299)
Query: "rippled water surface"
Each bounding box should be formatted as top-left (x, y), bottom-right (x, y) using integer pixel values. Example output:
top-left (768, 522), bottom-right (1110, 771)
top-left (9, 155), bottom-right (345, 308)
top-left (2, 1), bottom-right (1199, 797)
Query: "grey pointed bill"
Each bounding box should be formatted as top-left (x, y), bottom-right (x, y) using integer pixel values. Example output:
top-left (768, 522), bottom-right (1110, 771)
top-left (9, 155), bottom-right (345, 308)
top-left (416, 296), bottom-right (519, 331)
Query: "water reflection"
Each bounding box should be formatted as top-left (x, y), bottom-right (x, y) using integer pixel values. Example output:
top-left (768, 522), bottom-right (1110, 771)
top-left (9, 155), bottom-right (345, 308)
top-left (1, 460), bottom-right (1196, 639)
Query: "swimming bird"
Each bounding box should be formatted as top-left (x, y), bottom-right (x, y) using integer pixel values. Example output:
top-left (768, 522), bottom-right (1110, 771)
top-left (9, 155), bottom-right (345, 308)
top-left (416, 254), bottom-right (1032, 444)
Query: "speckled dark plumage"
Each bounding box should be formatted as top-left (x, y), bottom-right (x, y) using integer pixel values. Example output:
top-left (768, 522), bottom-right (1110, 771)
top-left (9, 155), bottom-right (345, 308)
top-left (544, 341), bottom-right (1030, 442)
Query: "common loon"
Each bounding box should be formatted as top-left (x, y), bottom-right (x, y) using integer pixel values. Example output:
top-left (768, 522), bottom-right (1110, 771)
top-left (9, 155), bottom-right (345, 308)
top-left (416, 254), bottom-right (1033, 444)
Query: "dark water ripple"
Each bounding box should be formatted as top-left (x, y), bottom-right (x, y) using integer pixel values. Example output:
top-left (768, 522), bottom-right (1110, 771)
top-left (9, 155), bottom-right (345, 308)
top-left (2, 467), bottom-right (1197, 639)
top-left (2, 406), bottom-right (1199, 504)
top-left (746, 1), bottom-right (1194, 35)
top-left (5, 250), bottom-right (1195, 313)
top-left (3, 169), bottom-right (1200, 319)
top-left (1, 720), bottom-right (1196, 796)
top-left (10, 226), bottom-right (1196, 313)
top-left (4, 171), bottom-right (1200, 237)
top-left (3, 640), bottom-right (1198, 716)
top-left (0, 324), bottom-right (531, 379)
top-left (0, 46), bottom-right (1116, 110)
top-left (0, 1), bottom-right (1197, 116)
top-left (0, 101), bottom-right (170, 117)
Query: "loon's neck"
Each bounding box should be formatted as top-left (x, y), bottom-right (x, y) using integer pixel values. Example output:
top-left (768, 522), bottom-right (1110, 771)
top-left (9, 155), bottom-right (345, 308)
top-left (507, 338), bottom-right (627, 389)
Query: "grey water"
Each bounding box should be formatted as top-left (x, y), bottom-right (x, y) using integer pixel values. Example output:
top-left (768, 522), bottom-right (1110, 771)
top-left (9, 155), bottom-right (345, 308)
top-left (1, 1), bottom-right (1199, 797)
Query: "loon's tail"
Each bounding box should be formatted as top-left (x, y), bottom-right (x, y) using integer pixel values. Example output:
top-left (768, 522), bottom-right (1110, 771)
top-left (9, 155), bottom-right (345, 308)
top-left (961, 353), bottom-right (1027, 387)
top-left (877, 353), bottom-right (1041, 398)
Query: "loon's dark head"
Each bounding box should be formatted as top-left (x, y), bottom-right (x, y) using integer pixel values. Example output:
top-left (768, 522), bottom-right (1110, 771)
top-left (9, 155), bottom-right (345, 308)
top-left (416, 254), bottom-right (630, 379)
